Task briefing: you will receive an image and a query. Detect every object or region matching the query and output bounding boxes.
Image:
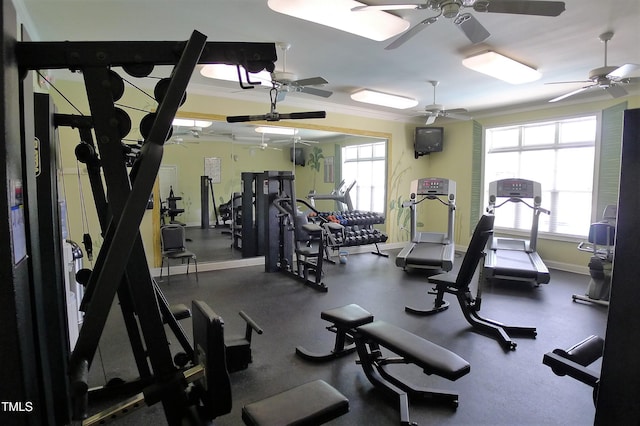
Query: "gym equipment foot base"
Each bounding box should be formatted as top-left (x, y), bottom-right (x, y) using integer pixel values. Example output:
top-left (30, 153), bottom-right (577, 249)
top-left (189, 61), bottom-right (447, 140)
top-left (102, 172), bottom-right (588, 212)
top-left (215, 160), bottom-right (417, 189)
top-left (405, 300), bottom-right (450, 315)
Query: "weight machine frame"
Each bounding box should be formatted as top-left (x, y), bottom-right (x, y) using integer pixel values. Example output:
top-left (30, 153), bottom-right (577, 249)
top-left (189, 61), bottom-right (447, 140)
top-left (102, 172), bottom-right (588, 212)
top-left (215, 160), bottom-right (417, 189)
top-left (17, 32), bottom-right (277, 423)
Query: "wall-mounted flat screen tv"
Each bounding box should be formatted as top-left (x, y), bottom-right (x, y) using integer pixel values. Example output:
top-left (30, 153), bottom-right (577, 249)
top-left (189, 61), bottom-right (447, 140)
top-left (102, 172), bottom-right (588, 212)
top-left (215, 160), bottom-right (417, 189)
top-left (290, 147), bottom-right (306, 166)
top-left (414, 127), bottom-right (443, 158)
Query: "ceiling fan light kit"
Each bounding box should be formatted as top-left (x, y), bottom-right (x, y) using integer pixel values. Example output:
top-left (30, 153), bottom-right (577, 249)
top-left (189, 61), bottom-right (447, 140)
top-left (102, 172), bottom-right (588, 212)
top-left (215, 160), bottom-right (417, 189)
top-left (462, 51), bottom-right (542, 84)
top-left (351, 89), bottom-right (419, 109)
top-left (267, 0), bottom-right (410, 41)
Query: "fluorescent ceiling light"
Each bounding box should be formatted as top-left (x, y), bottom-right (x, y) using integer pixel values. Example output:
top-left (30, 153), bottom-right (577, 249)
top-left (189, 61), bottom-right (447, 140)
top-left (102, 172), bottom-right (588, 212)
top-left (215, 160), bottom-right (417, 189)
top-left (267, 0), bottom-right (410, 41)
top-left (350, 89), bottom-right (418, 109)
top-left (462, 51), bottom-right (542, 84)
top-left (172, 118), bottom-right (212, 128)
top-left (200, 64), bottom-right (272, 84)
top-left (255, 126), bottom-right (297, 136)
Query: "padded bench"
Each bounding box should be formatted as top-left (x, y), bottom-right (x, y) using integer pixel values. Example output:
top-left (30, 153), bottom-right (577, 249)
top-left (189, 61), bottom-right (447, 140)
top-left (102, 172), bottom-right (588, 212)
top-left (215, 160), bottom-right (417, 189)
top-left (296, 303), bottom-right (374, 361)
top-left (355, 320), bottom-right (470, 426)
top-left (242, 379), bottom-right (349, 426)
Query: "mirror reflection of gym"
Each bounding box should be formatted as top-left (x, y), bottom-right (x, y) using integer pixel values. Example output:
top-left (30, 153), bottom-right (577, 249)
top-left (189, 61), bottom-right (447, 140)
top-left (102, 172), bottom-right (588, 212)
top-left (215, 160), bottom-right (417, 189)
top-left (157, 116), bottom-right (390, 266)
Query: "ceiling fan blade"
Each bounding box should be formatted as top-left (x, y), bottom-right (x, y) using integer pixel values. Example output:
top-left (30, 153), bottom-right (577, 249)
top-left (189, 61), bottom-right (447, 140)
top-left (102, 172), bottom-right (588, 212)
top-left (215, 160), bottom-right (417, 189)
top-left (293, 76), bottom-right (328, 86)
top-left (300, 86), bottom-right (333, 98)
top-left (454, 13), bottom-right (490, 44)
top-left (607, 63), bottom-right (640, 80)
top-left (425, 114), bottom-right (437, 125)
top-left (352, 3), bottom-right (423, 11)
top-left (545, 80), bottom-right (592, 85)
top-left (445, 108), bottom-right (469, 113)
top-left (444, 111), bottom-right (472, 120)
top-left (478, 0), bottom-right (566, 17)
top-left (548, 85), bottom-right (593, 103)
top-left (385, 16), bottom-right (438, 50)
top-left (605, 84), bottom-right (628, 99)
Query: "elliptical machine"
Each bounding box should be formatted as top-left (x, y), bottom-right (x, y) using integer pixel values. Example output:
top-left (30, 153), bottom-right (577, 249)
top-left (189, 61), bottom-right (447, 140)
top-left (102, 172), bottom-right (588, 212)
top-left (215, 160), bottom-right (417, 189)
top-left (574, 204), bottom-right (617, 306)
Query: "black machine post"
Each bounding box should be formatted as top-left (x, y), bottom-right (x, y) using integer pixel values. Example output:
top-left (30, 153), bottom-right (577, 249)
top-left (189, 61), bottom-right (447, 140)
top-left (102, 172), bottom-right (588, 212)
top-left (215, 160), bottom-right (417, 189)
top-left (200, 175), bottom-right (221, 229)
top-left (16, 32), bottom-right (278, 423)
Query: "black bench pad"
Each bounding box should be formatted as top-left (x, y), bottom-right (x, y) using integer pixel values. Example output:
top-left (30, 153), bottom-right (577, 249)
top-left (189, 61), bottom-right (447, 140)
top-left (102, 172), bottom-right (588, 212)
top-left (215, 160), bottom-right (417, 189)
top-left (321, 304), bottom-right (374, 328)
top-left (356, 321), bottom-right (470, 381)
top-left (242, 379), bottom-right (349, 426)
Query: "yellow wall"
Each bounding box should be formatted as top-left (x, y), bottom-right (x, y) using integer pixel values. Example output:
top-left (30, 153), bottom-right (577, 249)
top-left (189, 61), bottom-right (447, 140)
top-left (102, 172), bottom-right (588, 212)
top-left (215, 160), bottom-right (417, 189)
top-left (49, 78), bottom-right (640, 272)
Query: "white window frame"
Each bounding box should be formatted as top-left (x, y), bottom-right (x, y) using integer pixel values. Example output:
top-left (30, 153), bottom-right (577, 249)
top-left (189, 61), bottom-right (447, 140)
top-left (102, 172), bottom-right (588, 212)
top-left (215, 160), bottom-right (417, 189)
top-left (341, 141), bottom-right (387, 213)
top-left (483, 115), bottom-right (598, 239)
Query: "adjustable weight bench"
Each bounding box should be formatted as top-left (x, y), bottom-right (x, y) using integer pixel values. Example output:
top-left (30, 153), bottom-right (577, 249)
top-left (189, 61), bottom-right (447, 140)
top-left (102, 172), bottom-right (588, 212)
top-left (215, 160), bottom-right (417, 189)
top-left (355, 320), bottom-right (470, 426)
top-left (406, 214), bottom-right (537, 351)
top-left (191, 301), bottom-right (349, 425)
top-left (296, 304), bottom-right (469, 426)
top-left (296, 303), bottom-right (374, 361)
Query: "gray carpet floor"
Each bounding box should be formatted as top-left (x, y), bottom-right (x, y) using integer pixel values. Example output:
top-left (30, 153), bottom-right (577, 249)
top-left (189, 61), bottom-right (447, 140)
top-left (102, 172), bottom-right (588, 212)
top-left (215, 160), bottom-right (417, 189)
top-left (87, 246), bottom-right (606, 425)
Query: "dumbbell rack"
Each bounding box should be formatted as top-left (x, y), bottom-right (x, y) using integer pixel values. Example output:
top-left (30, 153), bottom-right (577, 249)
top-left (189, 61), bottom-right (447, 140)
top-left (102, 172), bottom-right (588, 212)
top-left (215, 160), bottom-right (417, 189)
top-left (316, 211), bottom-right (389, 259)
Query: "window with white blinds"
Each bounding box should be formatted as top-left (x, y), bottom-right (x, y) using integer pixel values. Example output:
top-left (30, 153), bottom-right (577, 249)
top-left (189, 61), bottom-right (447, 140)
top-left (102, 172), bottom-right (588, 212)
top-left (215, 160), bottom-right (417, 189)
top-left (484, 116), bottom-right (597, 237)
top-left (341, 141), bottom-right (386, 213)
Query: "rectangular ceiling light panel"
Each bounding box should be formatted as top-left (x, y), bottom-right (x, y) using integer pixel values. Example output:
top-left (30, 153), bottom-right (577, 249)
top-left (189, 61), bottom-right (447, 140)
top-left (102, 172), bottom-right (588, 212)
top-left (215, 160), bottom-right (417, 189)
top-left (351, 89), bottom-right (418, 109)
top-left (462, 51), bottom-right (542, 84)
top-left (268, 0), bottom-right (410, 41)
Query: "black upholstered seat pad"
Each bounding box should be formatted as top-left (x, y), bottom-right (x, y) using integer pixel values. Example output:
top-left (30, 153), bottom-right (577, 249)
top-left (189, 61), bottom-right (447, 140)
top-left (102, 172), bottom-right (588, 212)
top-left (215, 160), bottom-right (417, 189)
top-left (242, 379), bottom-right (349, 426)
top-left (321, 304), bottom-right (374, 328)
top-left (356, 321), bottom-right (470, 381)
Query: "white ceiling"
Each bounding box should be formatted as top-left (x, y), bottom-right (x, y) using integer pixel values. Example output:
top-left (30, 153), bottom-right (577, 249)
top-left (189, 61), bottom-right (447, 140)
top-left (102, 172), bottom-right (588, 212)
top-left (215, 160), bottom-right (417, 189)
top-left (16, 0), bottom-right (640, 124)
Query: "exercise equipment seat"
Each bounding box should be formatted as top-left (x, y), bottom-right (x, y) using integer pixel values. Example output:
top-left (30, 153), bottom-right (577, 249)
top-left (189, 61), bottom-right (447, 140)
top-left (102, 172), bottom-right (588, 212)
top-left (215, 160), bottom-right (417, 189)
top-left (192, 301), bottom-right (349, 425)
top-left (543, 335), bottom-right (604, 404)
top-left (295, 303), bottom-right (374, 361)
top-left (242, 379), bottom-right (349, 426)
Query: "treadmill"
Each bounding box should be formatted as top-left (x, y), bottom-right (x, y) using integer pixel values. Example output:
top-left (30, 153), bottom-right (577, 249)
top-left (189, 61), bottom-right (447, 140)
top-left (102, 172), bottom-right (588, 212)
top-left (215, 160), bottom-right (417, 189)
top-left (484, 178), bottom-right (551, 285)
top-left (396, 177), bottom-right (456, 272)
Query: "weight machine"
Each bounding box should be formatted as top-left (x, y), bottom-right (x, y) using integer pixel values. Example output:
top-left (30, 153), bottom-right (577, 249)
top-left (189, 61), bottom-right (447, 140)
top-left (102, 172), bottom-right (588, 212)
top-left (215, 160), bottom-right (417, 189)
top-left (267, 171), bottom-right (337, 292)
top-left (200, 175), bottom-right (221, 229)
top-left (18, 31), bottom-right (280, 423)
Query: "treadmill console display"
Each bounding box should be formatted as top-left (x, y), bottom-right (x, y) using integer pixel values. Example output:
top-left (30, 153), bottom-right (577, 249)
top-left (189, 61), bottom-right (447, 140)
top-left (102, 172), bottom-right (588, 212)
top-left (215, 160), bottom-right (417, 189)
top-left (496, 179), bottom-right (535, 198)
top-left (416, 178), bottom-right (450, 196)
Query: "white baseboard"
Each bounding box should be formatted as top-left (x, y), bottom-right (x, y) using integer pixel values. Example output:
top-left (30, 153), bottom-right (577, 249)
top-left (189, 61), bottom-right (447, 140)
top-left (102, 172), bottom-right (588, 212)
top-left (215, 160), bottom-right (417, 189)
top-left (151, 242), bottom-right (589, 277)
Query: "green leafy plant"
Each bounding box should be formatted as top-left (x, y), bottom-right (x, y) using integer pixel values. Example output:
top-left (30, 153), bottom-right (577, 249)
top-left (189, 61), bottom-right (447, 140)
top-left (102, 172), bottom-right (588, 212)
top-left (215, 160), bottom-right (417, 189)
top-left (308, 146), bottom-right (324, 190)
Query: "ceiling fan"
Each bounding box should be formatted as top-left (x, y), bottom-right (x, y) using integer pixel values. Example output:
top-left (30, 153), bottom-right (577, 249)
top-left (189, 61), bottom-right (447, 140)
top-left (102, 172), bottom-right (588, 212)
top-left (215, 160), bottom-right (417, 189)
top-left (272, 135), bottom-right (319, 146)
top-left (419, 81), bottom-right (471, 125)
top-left (172, 125), bottom-right (202, 138)
top-left (243, 134), bottom-right (282, 151)
top-left (548, 32), bottom-right (640, 103)
top-left (352, 0), bottom-right (566, 49)
top-left (271, 43), bottom-right (332, 101)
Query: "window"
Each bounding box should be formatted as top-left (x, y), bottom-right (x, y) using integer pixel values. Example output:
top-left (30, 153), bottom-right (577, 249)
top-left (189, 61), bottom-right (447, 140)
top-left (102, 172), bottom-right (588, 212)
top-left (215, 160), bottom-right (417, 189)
top-left (341, 141), bottom-right (386, 213)
top-left (484, 116), bottom-right (597, 237)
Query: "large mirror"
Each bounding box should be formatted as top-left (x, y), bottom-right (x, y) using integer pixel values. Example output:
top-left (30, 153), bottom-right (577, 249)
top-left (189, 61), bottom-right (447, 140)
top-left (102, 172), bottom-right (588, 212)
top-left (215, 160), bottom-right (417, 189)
top-left (156, 112), bottom-right (390, 266)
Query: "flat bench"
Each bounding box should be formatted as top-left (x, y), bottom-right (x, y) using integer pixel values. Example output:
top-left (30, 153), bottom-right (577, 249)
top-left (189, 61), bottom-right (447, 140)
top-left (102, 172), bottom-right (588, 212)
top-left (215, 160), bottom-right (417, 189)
top-left (242, 379), bottom-right (349, 426)
top-left (355, 320), bottom-right (470, 426)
